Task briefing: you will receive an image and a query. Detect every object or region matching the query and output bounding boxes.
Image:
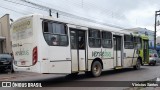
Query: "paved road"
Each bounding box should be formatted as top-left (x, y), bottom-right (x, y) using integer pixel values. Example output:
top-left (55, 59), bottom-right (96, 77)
top-left (0, 65), bottom-right (160, 90)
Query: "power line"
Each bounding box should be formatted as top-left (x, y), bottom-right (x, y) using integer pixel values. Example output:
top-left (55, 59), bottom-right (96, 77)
top-left (20, 0), bottom-right (125, 29)
top-left (3, 0), bottom-right (46, 11)
top-left (36, 0), bottom-right (126, 28)
top-left (0, 5), bottom-right (26, 15)
top-left (3, 0), bottom-right (125, 28)
top-left (37, 0), bottom-right (124, 19)
top-left (3, 0), bottom-right (35, 14)
top-left (4, 0), bottom-right (112, 26)
top-left (3, 0), bottom-right (126, 29)
top-left (36, 0), bottom-right (114, 20)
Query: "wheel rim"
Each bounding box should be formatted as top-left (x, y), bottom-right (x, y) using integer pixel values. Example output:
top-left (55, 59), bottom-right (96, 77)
top-left (93, 65), bottom-right (100, 75)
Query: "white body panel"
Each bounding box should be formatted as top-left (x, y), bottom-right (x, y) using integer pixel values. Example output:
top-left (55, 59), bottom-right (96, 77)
top-left (117, 51), bottom-right (122, 66)
top-left (71, 50), bottom-right (78, 72)
top-left (101, 48), bottom-right (114, 69)
top-left (49, 61), bottom-right (71, 73)
top-left (123, 49), bottom-right (136, 67)
top-left (79, 50), bottom-right (86, 71)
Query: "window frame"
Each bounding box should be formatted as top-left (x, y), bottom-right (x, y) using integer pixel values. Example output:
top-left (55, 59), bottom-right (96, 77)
top-left (42, 20), bottom-right (69, 46)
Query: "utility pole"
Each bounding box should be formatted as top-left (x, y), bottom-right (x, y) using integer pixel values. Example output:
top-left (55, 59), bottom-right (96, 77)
top-left (154, 10), bottom-right (160, 49)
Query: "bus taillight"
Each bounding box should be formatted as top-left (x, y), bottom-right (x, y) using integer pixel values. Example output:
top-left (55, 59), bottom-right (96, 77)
top-left (32, 46), bottom-right (38, 65)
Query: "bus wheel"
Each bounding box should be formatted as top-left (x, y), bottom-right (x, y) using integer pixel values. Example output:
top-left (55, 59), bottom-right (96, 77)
top-left (91, 61), bottom-right (102, 77)
top-left (133, 59), bottom-right (141, 70)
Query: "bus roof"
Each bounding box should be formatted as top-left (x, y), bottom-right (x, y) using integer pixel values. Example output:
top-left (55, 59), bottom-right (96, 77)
top-left (13, 14), bottom-right (136, 35)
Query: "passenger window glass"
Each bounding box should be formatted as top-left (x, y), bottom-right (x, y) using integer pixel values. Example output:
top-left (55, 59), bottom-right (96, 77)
top-left (70, 30), bottom-right (77, 49)
top-left (78, 31), bottom-right (85, 49)
top-left (134, 37), bottom-right (141, 47)
top-left (60, 35), bottom-right (68, 46)
top-left (88, 29), bottom-right (101, 47)
top-left (102, 31), bottom-right (112, 48)
top-left (124, 35), bottom-right (134, 49)
top-left (43, 21), bottom-right (68, 46)
top-left (52, 23), bottom-right (66, 34)
top-left (43, 22), bottom-right (48, 32)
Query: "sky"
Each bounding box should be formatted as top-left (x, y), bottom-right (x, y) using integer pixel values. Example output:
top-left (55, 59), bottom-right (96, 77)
top-left (1, 0), bottom-right (160, 35)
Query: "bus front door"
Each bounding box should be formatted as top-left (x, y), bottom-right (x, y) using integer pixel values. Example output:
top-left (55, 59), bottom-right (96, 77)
top-left (70, 29), bottom-right (86, 72)
top-left (113, 35), bottom-right (122, 68)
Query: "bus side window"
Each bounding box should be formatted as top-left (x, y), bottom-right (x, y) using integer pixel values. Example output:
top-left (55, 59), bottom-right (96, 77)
top-left (43, 21), bottom-right (68, 46)
top-left (124, 35), bottom-right (134, 49)
top-left (102, 31), bottom-right (112, 48)
top-left (88, 29), bottom-right (101, 48)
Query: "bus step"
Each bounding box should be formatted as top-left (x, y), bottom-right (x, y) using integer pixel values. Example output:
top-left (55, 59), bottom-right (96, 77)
top-left (115, 66), bottom-right (123, 69)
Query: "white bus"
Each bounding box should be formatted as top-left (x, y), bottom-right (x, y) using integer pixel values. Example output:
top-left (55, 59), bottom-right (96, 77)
top-left (11, 14), bottom-right (141, 77)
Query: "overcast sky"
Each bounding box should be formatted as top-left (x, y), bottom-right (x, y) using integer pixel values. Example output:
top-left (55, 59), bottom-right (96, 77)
top-left (1, 0), bottom-right (160, 35)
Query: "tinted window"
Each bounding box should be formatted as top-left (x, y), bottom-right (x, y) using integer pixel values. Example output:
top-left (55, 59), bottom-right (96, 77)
top-left (52, 23), bottom-right (66, 34)
top-left (124, 35), bottom-right (134, 49)
top-left (89, 29), bottom-right (101, 47)
top-left (134, 36), bottom-right (142, 49)
top-left (43, 21), bottom-right (68, 46)
top-left (102, 31), bottom-right (112, 48)
top-left (134, 37), bottom-right (141, 43)
top-left (78, 31), bottom-right (85, 49)
top-left (70, 30), bottom-right (77, 49)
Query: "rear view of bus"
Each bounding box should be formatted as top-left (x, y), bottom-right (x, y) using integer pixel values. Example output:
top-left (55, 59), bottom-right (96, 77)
top-left (11, 15), bottom-right (39, 72)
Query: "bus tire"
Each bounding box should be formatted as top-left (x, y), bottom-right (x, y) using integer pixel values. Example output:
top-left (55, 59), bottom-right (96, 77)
top-left (133, 59), bottom-right (141, 70)
top-left (91, 61), bottom-right (102, 77)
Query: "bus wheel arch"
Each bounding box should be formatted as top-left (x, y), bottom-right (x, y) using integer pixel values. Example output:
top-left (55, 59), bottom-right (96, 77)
top-left (90, 58), bottom-right (103, 77)
top-left (91, 58), bottom-right (103, 69)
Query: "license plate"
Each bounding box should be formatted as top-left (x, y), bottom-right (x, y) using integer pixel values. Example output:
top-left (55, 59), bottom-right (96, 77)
top-left (21, 61), bottom-right (26, 65)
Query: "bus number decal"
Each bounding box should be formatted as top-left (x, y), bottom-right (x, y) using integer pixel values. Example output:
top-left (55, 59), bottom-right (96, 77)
top-left (92, 50), bottom-right (111, 58)
top-left (15, 49), bottom-right (29, 56)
